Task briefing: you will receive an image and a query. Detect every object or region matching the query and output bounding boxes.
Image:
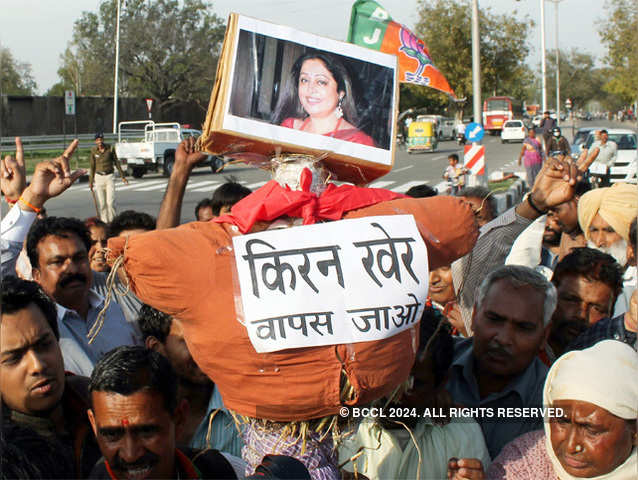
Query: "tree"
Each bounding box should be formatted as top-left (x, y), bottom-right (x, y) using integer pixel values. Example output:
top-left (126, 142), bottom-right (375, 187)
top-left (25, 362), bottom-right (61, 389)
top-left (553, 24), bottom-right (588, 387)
top-left (401, 0), bottom-right (535, 116)
top-left (0, 45), bottom-right (37, 95)
top-left (544, 49), bottom-right (605, 111)
top-left (57, 0), bottom-right (225, 112)
top-left (598, 0), bottom-right (638, 105)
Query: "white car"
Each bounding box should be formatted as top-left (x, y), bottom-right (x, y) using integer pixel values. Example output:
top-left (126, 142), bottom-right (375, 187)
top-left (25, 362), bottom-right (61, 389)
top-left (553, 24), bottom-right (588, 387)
top-left (582, 129), bottom-right (637, 184)
top-left (500, 120), bottom-right (526, 143)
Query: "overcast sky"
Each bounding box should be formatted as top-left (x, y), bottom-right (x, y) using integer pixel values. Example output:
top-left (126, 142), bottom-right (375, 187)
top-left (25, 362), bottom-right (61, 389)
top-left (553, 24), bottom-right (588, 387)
top-left (0, 0), bottom-right (606, 94)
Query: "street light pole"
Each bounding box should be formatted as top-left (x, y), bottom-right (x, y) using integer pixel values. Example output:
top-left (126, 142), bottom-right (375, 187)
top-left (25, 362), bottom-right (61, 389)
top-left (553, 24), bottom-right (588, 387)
top-left (471, 0), bottom-right (482, 126)
top-left (549, 0), bottom-right (565, 126)
top-left (540, 0), bottom-right (547, 113)
top-left (112, 0), bottom-right (122, 134)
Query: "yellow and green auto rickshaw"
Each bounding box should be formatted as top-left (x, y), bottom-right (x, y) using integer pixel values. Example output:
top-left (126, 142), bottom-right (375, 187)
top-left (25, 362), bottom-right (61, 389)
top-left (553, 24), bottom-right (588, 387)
top-left (406, 120), bottom-right (438, 153)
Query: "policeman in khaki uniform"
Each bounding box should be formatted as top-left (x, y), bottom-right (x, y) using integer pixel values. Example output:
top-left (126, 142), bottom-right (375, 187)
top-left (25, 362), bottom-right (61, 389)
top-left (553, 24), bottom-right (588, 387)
top-left (89, 133), bottom-right (128, 222)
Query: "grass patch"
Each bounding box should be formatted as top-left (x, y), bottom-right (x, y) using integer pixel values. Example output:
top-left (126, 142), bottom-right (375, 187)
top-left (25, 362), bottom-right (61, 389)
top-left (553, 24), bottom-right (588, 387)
top-left (488, 177), bottom-right (518, 192)
top-left (15, 149), bottom-right (93, 175)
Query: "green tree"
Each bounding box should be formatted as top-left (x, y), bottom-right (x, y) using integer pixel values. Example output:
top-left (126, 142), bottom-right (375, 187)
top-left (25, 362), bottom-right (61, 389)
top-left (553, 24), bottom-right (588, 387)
top-left (598, 0), bottom-right (638, 105)
top-left (0, 45), bottom-right (37, 95)
top-left (402, 0), bottom-right (534, 117)
top-left (57, 0), bottom-right (225, 112)
top-left (544, 49), bottom-right (605, 111)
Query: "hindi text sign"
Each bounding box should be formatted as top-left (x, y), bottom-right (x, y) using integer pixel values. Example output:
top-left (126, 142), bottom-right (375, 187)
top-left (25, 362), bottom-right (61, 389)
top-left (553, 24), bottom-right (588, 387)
top-left (233, 216), bottom-right (429, 353)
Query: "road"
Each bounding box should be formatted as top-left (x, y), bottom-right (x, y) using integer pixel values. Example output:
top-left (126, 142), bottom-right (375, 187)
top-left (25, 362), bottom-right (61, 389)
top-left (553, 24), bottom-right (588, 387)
top-left (20, 119), bottom-right (637, 223)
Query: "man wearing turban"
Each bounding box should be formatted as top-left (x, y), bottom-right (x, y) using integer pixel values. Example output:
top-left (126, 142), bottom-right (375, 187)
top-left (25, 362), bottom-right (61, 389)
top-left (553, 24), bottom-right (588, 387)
top-left (578, 183), bottom-right (638, 316)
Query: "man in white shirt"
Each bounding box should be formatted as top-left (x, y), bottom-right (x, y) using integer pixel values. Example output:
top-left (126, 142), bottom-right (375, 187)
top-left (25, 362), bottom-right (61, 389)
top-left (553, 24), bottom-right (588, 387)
top-left (583, 130), bottom-right (618, 186)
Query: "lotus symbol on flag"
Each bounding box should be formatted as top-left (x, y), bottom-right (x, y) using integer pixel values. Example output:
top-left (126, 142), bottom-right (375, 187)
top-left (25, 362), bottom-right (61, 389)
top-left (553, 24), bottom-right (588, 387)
top-left (398, 26), bottom-right (433, 81)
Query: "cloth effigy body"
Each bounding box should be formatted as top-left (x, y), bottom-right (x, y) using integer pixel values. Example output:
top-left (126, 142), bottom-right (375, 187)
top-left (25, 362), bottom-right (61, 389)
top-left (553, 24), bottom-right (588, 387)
top-left (107, 190), bottom-right (478, 422)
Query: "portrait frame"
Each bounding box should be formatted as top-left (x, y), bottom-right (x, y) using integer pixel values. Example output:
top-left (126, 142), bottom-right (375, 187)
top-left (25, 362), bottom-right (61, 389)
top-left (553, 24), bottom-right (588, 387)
top-left (201, 14), bottom-right (399, 184)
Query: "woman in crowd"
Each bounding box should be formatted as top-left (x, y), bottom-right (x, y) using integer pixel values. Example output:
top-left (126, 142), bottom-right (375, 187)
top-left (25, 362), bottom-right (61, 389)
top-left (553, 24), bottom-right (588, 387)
top-left (428, 265), bottom-right (467, 336)
top-left (272, 51), bottom-right (376, 146)
top-left (85, 217), bottom-right (109, 272)
top-left (451, 340), bottom-right (637, 479)
top-left (518, 127), bottom-right (544, 186)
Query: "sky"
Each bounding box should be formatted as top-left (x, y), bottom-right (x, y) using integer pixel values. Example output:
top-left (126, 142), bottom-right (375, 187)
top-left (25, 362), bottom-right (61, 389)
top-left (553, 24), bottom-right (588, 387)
top-left (0, 0), bottom-right (606, 94)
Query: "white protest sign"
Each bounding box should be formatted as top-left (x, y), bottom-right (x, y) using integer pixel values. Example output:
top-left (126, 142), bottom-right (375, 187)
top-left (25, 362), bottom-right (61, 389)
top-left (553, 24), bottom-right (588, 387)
top-left (233, 215), bottom-right (429, 353)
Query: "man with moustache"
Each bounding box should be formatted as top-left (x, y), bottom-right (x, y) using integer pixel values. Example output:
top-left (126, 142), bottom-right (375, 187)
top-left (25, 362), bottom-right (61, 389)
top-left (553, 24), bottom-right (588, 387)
top-left (26, 217), bottom-right (141, 376)
top-left (577, 183), bottom-right (638, 316)
top-left (0, 276), bottom-right (101, 477)
top-left (567, 221), bottom-right (637, 352)
top-left (541, 212), bottom-right (561, 269)
top-left (545, 247), bottom-right (623, 363)
top-left (547, 179), bottom-right (591, 259)
top-left (88, 346), bottom-right (238, 479)
top-left (446, 265), bottom-right (556, 459)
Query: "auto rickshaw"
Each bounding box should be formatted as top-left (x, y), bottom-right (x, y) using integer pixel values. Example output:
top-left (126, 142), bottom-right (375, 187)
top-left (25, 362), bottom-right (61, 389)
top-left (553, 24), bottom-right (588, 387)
top-left (406, 120), bottom-right (438, 153)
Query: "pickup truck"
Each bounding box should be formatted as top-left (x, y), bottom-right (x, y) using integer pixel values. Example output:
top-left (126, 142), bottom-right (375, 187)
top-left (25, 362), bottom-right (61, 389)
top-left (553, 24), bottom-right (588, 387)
top-left (115, 121), bottom-right (224, 178)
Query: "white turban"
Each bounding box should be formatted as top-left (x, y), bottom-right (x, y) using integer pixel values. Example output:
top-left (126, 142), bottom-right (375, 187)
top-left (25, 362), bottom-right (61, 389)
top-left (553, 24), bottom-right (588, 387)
top-left (543, 340), bottom-right (638, 479)
top-left (578, 183), bottom-right (638, 243)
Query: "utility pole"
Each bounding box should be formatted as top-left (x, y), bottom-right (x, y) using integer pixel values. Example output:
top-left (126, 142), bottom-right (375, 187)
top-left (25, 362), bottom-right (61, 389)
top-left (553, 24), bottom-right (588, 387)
top-left (548, 0), bottom-right (565, 125)
top-left (540, 0), bottom-right (547, 113)
top-left (113, 0), bottom-right (122, 134)
top-left (471, 0), bottom-right (481, 125)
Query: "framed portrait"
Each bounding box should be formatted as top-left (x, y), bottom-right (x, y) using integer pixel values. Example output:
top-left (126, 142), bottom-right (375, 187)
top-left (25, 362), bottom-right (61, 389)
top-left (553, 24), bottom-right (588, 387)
top-left (201, 14), bottom-right (398, 184)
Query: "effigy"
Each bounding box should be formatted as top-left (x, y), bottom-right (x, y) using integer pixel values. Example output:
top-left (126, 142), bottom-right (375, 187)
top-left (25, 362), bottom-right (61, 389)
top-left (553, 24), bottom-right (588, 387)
top-left (104, 14), bottom-right (479, 479)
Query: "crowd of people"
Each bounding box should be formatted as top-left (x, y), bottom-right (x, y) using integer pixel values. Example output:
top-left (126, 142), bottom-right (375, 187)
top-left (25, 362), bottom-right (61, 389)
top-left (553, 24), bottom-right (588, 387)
top-left (1, 131), bottom-right (637, 480)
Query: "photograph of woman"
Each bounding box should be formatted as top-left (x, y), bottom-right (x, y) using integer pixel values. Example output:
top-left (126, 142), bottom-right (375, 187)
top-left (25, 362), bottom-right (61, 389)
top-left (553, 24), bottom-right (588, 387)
top-left (271, 52), bottom-right (376, 147)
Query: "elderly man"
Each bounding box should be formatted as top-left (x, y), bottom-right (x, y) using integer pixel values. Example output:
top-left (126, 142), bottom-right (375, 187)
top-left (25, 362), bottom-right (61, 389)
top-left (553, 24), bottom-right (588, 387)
top-left (137, 305), bottom-right (243, 456)
top-left (578, 183), bottom-right (638, 315)
top-left (0, 276), bottom-right (101, 477)
top-left (87, 346), bottom-right (241, 479)
top-left (545, 247), bottom-right (624, 362)
top-left (446, 265), bottom-right (556, 459)
top-left (26, 217), bottom-right (140, 376)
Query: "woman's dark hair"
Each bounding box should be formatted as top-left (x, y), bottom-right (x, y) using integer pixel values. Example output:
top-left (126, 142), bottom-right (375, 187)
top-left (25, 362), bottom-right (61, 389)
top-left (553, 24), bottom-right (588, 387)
top-left (418, 306), bottom-right (454, 387)
top-left (89, 346), bottom-right (178, 414)
top-left (1, 276), bottom-right (59, 340)
top-left (26, 216), bottom-right (91, 268)
top-left (272, 51), bottom-right (359, 126)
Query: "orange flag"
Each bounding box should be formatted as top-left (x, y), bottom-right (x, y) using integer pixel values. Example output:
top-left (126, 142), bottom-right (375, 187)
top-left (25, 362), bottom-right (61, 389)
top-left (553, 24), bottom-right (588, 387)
top-left (347, 0), bottom-right (455, 97)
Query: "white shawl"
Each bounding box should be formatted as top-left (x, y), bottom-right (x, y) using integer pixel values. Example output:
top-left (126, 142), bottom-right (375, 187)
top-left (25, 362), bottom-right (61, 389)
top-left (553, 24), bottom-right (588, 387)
top-left (543, 340), bottom-right (638, 479)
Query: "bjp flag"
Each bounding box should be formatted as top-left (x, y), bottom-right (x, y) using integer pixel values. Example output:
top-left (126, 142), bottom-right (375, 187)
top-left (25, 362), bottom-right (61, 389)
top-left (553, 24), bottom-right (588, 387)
top-left (347, 0), bottom-right (455, 97)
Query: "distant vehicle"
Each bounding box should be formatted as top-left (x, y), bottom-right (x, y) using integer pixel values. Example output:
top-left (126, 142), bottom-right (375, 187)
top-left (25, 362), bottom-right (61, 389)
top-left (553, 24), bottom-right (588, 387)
top-left (570, 127), bottom-right (603, 159)
top-left (415, 115), bottom-right (455, 140)
top-left (582, 129), bottom-right (637, 184)
top-left (532, 115), bottom-right (543, 128)
top-left (115, 121), bottom-right (224, 178)
top-left (500, 120), bottom-right (527, 143)
top-left (407, 120), bottom-right (438, 153)
top-left (482, 96), bottom-right (524, 135)
top-left (525, 104), bottom-right (540, 117)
